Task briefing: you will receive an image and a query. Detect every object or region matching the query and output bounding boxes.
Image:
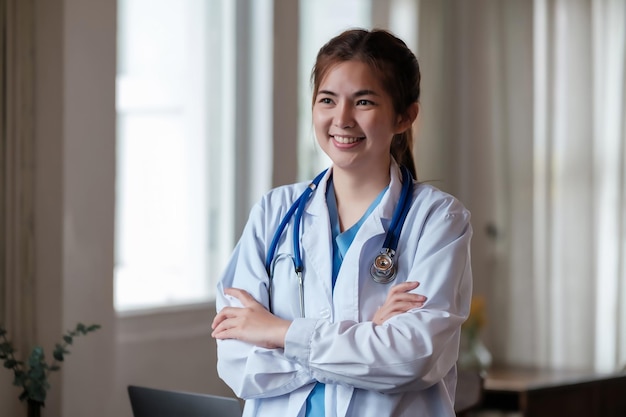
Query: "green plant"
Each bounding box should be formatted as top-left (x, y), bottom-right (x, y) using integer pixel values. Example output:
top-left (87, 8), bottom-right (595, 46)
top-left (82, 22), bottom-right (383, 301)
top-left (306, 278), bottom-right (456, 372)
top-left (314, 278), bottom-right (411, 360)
top-left (0, 323), bottom-right (101, 407)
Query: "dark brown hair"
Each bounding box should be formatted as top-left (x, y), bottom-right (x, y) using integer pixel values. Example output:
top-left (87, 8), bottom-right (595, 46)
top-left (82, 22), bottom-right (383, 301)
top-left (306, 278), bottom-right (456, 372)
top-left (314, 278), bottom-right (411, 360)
top-left (311, 28), bottom-right (421, 179)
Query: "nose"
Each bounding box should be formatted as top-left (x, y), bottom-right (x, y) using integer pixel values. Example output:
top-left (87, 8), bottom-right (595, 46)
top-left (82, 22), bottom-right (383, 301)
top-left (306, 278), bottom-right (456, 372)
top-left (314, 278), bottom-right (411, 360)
top-left (334, 102), bottom-right (355, 129)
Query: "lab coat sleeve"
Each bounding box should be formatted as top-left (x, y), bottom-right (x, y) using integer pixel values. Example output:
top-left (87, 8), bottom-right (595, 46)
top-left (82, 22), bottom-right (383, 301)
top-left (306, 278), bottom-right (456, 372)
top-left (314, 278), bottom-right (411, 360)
top-left (282, 193), bottom-right (473, 393)
top-left (215, 197), bottom-right (316, 400)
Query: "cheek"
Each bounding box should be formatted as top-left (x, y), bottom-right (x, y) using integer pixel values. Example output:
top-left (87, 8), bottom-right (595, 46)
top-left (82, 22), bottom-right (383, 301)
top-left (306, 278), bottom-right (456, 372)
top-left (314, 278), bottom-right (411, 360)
top-left (366, 115), bottom-right (396, 141)
top-left (312, 112), bottom-right (329, 135)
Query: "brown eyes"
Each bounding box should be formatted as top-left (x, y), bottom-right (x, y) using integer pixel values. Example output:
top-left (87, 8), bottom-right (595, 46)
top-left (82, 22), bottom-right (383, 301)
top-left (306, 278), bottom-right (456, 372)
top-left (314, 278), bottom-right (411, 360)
top-left (316, 98), bottom-right (375, 106)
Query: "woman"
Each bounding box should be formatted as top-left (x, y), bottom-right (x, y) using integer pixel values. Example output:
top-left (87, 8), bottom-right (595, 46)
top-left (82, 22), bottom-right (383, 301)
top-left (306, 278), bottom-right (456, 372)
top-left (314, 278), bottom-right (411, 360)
top-left (212, 28), bottom-right (473, 417)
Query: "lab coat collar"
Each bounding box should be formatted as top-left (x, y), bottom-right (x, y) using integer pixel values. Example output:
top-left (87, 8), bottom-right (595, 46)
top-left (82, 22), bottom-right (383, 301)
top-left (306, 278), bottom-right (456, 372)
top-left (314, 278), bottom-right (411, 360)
top-left (299, 159), bottom-right (407, 319)
top-left (305, 158), bottom-right (406, 222)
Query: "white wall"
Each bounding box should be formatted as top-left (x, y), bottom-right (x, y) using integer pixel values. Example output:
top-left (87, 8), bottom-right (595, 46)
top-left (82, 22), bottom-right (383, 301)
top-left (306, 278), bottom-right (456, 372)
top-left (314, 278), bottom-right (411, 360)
top-left (32, 0), bottom-right (117, 415)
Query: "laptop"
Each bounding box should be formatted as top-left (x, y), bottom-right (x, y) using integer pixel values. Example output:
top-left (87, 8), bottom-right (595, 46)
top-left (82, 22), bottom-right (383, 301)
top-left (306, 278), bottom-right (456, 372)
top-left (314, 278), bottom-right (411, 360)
top-left (128, 385), bottom-right (242, 417)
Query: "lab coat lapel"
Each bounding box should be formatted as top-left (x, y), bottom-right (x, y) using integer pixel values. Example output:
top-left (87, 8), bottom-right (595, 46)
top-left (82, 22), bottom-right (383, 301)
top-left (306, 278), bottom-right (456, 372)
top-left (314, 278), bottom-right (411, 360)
top-left (331, 162), bottom-right (406, 318)
top-left (297, 162), bottom-right (406, 321)
top-left (300, 170), bottom-right (334, 314)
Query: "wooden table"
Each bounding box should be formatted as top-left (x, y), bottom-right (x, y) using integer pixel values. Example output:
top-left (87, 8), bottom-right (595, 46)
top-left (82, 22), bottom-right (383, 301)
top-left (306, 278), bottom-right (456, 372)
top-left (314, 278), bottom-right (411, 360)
top-left (479, 367), bottom-right (626, 417)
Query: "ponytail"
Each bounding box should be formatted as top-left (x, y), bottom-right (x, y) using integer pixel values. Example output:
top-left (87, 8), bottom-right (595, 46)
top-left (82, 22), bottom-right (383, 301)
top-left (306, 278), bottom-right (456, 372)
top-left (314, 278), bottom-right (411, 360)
top-left (391, 131), bottom-right (417, 180)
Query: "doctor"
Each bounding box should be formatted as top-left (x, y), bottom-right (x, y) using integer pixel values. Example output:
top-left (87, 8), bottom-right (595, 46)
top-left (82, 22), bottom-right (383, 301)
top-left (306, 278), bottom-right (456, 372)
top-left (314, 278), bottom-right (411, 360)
top-left (211, 28), bottom-right (473, 417)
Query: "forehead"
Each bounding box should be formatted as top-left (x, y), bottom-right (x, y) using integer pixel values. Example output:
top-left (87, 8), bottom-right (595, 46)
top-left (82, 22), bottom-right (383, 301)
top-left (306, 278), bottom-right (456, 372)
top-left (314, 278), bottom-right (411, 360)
top-left (318, 60), bottom-right (385, 92)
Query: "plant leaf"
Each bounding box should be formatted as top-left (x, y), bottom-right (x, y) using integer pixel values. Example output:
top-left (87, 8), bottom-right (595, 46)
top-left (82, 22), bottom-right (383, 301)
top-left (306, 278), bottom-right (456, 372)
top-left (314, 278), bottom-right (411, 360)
top-left (52, 347), bottom-right (64, 362)
top-left (0, 341), bottom-right (14, 353)
top-left (4, 359), bottom-right (18, 369)
top-left (30, 367), bottom-right (44, 380)
top-left (63, 335), bottom-right (73, 345)
top-left (27, 346), bottom-right (45, 367)
top-left (55, 343), bottom-right (69, 354)
top-left (87, 324), bottom-right (101, 332)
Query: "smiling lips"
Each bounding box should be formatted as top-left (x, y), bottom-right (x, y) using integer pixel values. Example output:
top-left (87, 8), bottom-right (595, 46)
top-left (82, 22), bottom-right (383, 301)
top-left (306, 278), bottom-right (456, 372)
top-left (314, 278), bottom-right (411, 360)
top-left (332, 135), bottom-right (365, 145)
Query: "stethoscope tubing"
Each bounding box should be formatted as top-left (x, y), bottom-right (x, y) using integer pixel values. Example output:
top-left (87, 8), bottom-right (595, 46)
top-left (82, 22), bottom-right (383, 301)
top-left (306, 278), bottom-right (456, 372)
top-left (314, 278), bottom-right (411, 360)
top-left (382, 166), bottom-right (413, 251)
top-left (265, 165), bottom-right (413, 315)
top-left (265, 169), bottom-right (328, 275)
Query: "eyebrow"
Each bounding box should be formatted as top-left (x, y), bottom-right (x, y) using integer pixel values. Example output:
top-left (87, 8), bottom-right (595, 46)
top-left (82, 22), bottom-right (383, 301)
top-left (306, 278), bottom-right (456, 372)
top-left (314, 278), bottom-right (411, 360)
top-left (317, 89), bottom-right (380, 98)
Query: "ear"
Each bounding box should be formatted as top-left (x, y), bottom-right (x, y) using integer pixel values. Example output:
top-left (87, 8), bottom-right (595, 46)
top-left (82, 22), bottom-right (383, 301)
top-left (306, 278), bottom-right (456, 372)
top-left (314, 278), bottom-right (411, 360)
top-left (394, 102), bottom-right (420, 134)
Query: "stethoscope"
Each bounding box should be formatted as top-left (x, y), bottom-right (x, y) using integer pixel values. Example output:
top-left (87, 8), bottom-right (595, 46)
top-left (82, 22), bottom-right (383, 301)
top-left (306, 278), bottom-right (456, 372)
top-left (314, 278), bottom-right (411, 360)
top-left (264, 165), bottom-right (414, 316)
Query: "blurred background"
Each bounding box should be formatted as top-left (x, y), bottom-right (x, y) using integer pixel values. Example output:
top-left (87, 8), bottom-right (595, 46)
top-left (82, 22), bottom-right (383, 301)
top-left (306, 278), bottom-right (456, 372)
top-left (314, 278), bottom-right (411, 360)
top-left (1, 0), bottom-right (624, 416)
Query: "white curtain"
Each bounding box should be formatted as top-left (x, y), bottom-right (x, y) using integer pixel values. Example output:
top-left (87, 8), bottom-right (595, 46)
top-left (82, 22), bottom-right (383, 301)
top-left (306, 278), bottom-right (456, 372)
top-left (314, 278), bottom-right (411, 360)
top-left (417, 0), bottom-right (626, 372)
top-left (534, 0), bottom-right (626, 371)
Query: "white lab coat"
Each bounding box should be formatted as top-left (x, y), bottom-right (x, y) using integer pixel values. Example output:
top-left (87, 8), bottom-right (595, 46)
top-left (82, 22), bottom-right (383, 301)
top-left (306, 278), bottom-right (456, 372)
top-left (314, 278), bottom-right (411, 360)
top-left (215, 162), bottom-right (473, 417)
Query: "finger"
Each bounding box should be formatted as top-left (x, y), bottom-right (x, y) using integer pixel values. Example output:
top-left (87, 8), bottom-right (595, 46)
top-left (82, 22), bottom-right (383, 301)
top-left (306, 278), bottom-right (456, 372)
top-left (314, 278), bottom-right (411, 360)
top-left (211, 308), bottom-right (234, 329)
top-left (223, 287), bottom-right (250, 300)
top-left (223, 287), bottom-right (259, 307)
top-left (388, 281), bottom-right (420, 295)
top-left (380, 301), bottom-right (421, 316)
top-left (212, 325), bottom-right (236, 340)
top-left (381, 294), bottom-right (426, 310)
top-left (376, 298), bottom-right (425, 319)
top-left (388, 293), bottom-right (427, 303)
top-left (211, 314), bottom-right (222, 330)
top-left (211, 311), bottom-right (244, 339)
top-left (376, 306), bottom-right (419, 323)
top-left (212, 305), bottom-right (247, 328)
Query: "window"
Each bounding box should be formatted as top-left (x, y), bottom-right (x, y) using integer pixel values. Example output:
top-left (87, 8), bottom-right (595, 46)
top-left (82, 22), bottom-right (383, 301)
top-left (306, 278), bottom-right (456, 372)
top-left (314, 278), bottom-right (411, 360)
top-left (115, 0), bottom-right (407, 312)
top-left (115, 0), bottom-right (238, 311)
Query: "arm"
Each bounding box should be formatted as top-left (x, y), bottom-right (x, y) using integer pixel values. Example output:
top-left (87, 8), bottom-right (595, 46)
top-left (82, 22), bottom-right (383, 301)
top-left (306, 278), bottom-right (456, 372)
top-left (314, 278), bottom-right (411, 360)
top-left (213, 200), bottom-right (428, 399)
top-left (213, 201), bottom-right (317, 400)
top-left (213, 257), bottom-right (427, 398)
top-left (372, 281), bottom-right (427, 325)
top-left (213, 281), bottom-right (426, 346)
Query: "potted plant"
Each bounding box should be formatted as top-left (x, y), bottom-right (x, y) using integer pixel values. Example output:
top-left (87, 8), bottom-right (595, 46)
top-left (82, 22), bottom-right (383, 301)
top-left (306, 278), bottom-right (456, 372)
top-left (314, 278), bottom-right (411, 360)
top-left (0, 323), bottom-right (101, 417)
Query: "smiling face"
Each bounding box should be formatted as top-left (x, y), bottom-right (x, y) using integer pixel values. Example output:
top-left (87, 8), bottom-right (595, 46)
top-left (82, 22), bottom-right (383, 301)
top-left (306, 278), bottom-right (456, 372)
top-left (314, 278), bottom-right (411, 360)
top-left (313, 60), bottom-right (405, 178)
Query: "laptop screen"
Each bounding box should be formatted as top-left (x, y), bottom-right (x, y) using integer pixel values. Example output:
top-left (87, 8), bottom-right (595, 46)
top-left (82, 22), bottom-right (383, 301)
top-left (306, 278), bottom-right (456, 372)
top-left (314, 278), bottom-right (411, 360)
top-left (128, 385), bottom-right (242, 417)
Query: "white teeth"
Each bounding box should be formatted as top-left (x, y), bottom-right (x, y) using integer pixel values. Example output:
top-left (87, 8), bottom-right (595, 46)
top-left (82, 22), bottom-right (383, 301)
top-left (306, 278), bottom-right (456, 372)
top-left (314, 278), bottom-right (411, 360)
top-left (333, 136), bottom-right (363, 144)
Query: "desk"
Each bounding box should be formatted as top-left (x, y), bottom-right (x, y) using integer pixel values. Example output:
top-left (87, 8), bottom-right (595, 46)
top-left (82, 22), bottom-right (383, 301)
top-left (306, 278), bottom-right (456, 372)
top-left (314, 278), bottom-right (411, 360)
top-left (480, 367), bottom-right (626, 417)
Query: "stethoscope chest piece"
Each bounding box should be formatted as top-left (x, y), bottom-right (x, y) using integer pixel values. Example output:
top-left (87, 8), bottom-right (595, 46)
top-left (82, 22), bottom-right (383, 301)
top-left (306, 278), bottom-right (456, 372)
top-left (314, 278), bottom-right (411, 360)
top-left (370, 250), bottom-right (397, 284)
top-left (368, 165), bottom-right (414, 285)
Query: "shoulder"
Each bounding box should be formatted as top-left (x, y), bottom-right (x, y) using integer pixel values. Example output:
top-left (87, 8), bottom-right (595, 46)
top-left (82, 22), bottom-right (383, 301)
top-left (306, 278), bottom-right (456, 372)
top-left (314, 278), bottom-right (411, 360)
top-left (400, 183), bottom-right (473, 253)
top-left (411, 183), bottom-right (471, 227)
top-left (257, 181), bottom-right (309, 209)
top-left (246, 181), bottom-right (310, 224)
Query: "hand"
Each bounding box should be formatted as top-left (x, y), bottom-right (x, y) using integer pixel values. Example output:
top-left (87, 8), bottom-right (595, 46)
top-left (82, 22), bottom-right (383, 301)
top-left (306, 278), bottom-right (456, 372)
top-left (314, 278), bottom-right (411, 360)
top-left (372, 281), bottom-right (426, 325)
top-left (211, 287), bottom-right (291, 349)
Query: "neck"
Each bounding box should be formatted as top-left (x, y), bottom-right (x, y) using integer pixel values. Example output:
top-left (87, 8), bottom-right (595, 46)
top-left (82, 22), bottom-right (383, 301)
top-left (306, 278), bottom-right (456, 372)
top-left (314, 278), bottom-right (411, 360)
top-left (331, 164), bottom-right (390, 231)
